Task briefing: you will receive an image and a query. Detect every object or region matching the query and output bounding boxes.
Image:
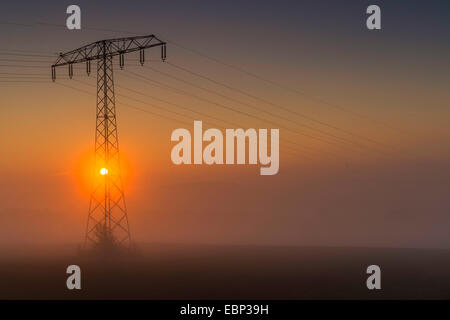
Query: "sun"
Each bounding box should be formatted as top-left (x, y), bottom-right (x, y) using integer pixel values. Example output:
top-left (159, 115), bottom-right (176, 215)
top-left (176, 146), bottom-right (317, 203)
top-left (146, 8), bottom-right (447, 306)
top-left (100, 168), bottom-right (108, 175)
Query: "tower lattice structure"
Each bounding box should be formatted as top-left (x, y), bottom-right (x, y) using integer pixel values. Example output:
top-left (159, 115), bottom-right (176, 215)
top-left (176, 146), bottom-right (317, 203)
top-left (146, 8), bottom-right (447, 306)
top-left (52, 36), bottom-right (166, 247)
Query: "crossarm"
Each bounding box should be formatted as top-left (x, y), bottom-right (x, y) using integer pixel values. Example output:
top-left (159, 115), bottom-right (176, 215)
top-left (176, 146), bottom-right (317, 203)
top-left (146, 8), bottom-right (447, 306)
top-left (52, 35), bottom-right (166, 68)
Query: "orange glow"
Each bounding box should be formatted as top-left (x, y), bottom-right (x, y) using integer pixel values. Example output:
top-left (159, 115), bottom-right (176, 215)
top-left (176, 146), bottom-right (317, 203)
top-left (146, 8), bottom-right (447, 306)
top-left (70, 147), bottom-right (136, 202)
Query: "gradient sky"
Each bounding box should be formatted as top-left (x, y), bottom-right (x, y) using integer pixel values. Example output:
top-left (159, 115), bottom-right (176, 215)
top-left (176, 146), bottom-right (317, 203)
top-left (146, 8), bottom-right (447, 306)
top-left (1, 0), bottom-right (449, 249)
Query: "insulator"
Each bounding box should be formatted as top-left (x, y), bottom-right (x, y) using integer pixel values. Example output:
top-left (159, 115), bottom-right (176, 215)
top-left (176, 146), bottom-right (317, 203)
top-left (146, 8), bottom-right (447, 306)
top-left (161, 44), bottom-right (166, 61)
top-left (51, 66), bottom-right (56, 82)
top-left (140, 48), bottom-right (145, 66)
top-left (86, 60), bottom-right (91, 76)
top-left (119, 53), bottom-right (124, 69)
top-left (69, 63), bottom-right (73, 79)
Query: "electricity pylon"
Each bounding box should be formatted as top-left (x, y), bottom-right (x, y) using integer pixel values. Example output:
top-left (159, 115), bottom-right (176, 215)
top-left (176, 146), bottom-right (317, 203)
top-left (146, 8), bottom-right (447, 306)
top-left (52, 36), bottom-right (166, 248)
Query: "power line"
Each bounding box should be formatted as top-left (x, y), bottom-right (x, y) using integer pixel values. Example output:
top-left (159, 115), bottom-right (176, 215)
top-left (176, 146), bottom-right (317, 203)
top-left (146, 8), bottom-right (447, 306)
top-left (55, 81), bottom-right (314, 160)
top-left (0, 76), bottom-right (48, 78)
top-left (163, 40), bottom-right (406, 134)
top-left (0, 80), bottom-right (49, 83)
top-left (0, 60), bottom-right (376, 156)
top-left (0, 20), bottom-right (414, 154)
top-left (0, 52), bottom-right (55, 57)
top-left (0, 72), bottom-right (51, 76)
top-left (73, 77), bottom-right (336, 159)
top-left (0, 51), bottom-right (414, 158)
top-left (118, 83), bottom-right (341, 159)
top-left (0, 21), bottom-right (404, 160)
top-left (54, 82), bottom-right (190, 126)
top-left (0, 62), bottom-right (397, 158)
top-left (0, 20), bottom-right (407, 135)
top-left (141, 64), bottom-right (395, 155)
top-left (0, 64), bottom-right (50, 68)
top-left (0, 59), bottom-right (55, 63)
top-left (124, 69), bottom-right (391, 159)
top-left (72, 78), bottom-right (222, 125)
top-left (0, 48), bottom-right (55, 54)
top-left (165, 62), bottom-right (394, 152)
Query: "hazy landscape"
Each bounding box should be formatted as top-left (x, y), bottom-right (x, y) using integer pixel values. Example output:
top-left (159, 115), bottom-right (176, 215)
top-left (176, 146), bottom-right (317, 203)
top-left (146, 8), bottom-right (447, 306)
top-left (1, 243), bottom-right (450, 299)
top-left (1, 0), bottom-right (450, 303)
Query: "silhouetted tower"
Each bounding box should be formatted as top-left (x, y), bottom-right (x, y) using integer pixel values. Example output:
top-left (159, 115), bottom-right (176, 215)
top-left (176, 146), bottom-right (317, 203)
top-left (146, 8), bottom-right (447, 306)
top-left (52, 36), bottom-right (166, 248)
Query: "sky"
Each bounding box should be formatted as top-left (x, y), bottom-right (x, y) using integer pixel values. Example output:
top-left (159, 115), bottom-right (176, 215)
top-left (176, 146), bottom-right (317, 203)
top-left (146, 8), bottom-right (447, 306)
top-left (0, 0), bottom-right (449, 249)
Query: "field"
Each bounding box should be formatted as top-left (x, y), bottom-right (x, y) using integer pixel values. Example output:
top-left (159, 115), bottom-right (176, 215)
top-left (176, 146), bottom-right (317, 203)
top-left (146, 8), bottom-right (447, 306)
top-left (1, 244), bottom-right (450, 299)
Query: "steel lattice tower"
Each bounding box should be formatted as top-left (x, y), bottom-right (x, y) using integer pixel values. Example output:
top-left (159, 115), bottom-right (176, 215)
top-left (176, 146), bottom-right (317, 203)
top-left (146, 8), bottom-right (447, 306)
top-left (52, 36), bottom-right (166, 248)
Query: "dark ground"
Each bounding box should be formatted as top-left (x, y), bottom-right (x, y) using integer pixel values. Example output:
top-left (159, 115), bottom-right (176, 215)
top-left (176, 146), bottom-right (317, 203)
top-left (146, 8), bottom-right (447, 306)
top-left (1, 244), bottom-right (450, 299)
